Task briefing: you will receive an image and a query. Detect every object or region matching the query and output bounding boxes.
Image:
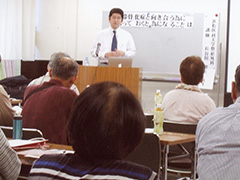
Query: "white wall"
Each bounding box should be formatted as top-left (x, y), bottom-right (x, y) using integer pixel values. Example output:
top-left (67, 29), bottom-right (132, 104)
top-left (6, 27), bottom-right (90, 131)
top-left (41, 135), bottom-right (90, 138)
top-left (34, 0), bottom-right (229, 109)
top-left (35, 0), bottom-right (78, 59)
top-left (36, 0), bottom-right (228, 66)
top-left (76, 0), bottom-right (228, 65)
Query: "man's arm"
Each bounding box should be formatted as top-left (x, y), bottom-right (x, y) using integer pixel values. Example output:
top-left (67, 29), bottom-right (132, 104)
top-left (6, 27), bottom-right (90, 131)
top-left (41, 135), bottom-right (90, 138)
top-left (0, 129), bottom-right (21, 180)
top-left (124, 33), bottom-right (136, 57)
top-left (91, 33), bottom-right (107, 59)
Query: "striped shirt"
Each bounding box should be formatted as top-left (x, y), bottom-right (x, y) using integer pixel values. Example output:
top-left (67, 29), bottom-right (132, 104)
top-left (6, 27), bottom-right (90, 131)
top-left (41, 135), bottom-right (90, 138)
top-left (28, 154), bottom-right (157, 180)
top-left (196, 97), bottom-right (240, 180)
top-left (0, 128), bottom-right (21, 180)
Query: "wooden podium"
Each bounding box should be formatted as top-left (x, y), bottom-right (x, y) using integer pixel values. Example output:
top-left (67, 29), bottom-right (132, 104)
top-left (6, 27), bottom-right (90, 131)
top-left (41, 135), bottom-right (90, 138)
top-left (74, 66), bottom-right (142, 100)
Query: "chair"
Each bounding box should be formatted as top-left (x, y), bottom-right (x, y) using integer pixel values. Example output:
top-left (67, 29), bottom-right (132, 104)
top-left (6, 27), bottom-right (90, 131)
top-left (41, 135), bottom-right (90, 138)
top-left (145, 114), bottom-right (154, 128)
top-left (163, 121), bottom-right (197, 177)
top-left (163, 121), bottom-right (197, 134)
top-left (0, 126), bottom-right (43, 140)
top-left (126, 129), bottom-right (161, 179)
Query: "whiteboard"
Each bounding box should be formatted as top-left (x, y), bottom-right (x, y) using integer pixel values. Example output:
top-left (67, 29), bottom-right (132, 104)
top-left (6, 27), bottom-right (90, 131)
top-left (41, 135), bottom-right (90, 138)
top-left (103, 11), bottom-right (204, 75)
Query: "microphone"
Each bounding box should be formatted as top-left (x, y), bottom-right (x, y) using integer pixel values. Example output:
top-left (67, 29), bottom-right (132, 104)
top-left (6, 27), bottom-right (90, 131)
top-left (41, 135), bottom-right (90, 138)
top-left (95, 43), bottom-right (101, 57)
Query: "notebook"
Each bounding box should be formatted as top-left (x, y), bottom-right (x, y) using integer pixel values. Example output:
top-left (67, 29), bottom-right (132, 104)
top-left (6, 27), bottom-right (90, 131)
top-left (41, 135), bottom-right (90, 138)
top-left (108, 57), bottom-right (132, 67)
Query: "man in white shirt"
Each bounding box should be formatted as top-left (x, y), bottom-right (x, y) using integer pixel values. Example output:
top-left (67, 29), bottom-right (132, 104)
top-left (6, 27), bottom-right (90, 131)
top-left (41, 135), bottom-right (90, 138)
top-left (28, 52), bottom-right (79, 95)
top-left (91, 8), bottom-right (136, 65)
top-left (196, 64), bottom-right (240, 180)
top-left (162, 56), bottom-right (216, 124)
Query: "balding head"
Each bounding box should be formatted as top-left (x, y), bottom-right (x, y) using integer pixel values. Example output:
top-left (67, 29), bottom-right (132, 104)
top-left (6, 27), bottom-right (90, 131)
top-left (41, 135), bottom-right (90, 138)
top-left (48, 52), bottom-right (71, 70)
top-left (50, 53), bottom-right (79, 80)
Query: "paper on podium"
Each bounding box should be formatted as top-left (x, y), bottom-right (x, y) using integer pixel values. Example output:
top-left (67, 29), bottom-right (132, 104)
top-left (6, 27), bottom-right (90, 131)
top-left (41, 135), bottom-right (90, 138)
top-left (9, 139), bottom-right (48, 150)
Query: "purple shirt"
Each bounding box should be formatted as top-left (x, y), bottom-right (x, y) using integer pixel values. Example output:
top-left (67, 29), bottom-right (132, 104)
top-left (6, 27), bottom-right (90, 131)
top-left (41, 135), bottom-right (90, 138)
top-left (22, 79), bottom-right (77, 144)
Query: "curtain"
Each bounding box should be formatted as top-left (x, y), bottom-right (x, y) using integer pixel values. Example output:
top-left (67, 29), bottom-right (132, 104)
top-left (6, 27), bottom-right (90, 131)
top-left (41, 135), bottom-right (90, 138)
top-left (2, 60), bottom-right (21, 78)
top-left (0, 62), bottom-right (5, 80)
top-left (0, 0), bottom-right (35, 78)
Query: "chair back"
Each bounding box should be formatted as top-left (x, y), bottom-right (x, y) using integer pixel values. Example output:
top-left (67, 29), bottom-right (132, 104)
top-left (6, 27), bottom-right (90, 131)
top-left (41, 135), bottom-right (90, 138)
top-left (163, 121), bottom-right (197, 134)
top-left (0, 126), bottom-right (43, 139)
top-left (126, 129), bottom-right (161, 177)
top-left (145, 114), bottom-right (154, 128)
top-left (163, 121), bottom-right (196, 175)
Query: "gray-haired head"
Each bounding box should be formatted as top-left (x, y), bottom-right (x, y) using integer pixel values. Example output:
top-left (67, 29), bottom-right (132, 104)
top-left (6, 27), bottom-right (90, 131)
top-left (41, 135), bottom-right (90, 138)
top-left (50, 52), bottom-right (79, 80)
top-left (48, 52), bottom-right (71, 69)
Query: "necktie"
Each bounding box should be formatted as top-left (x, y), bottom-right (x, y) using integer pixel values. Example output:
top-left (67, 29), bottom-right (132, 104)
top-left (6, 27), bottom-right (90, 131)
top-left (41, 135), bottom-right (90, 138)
top-left (111, 30), bottom-right (117, 51)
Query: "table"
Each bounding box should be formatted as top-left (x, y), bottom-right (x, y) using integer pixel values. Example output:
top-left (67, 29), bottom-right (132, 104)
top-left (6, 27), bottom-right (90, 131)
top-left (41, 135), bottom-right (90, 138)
top-left (15, 142), bottom-right (73, 178)
top-left (16, 132), bottom-right (196, 180)
top-left (159, 131), bottom-right (196, 180)
top-left (17, 143), bottom-right (73, 166)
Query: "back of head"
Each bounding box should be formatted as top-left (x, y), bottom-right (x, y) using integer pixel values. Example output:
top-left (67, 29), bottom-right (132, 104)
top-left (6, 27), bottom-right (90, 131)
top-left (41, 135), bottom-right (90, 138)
top-left (50, 53), bottom-right (79, 80)
top-left (67, 81), bottom-right (146, 162)
top-left (180, 56), bottom-right (205, 85)
top-left (48, 52), bottom-right (70, 69)
top-left (109, 8), bottom-right (124, 19)
top-left (235, 65), bottom-right (240, 96)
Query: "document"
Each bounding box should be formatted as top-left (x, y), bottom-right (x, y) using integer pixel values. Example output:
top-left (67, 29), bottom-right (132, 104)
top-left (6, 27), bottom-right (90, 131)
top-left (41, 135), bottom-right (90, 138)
top-left (17, 148), bottom-right (74, 159)
top-left (9, 139), bottom-right (48, 150)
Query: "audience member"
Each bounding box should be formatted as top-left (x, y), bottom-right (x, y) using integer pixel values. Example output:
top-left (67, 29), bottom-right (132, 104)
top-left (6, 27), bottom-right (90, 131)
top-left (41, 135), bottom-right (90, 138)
top-left (28, 52), bottom-right (79, 95)
top-left (196, 64), bottom-right (240, 179)
top-left (28, 81), bottom-right (158, 180)
top-left (162, 56), bottom-right (216, 124)
top-left (0, 85), bottom-right (15, 126)
top-left (0, 128), bottom-right (21, 179)
top-left (22, 52), bottom-right (79, 144)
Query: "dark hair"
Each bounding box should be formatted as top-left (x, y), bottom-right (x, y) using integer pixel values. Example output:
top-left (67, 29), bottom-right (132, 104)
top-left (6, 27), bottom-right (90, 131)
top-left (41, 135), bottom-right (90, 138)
top-left (109, 8), bottom-right (124, 19)
top-left (235, 65), bottom-right (240, 94)
top-left (51, 52), bottom-right (79, 80)
top-left (180, 56), bottom-right (205, 85)
top-left (67, 81), bottom-right (146, 162)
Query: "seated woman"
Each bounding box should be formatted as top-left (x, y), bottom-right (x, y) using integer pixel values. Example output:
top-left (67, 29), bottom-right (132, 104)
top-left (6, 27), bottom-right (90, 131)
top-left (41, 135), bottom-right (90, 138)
top-left (28, 81), bottom-right (158, 180)
top-left (162, 56), bottom-right (216, 124)
top-left (0, 85), bottom-right (15, 126)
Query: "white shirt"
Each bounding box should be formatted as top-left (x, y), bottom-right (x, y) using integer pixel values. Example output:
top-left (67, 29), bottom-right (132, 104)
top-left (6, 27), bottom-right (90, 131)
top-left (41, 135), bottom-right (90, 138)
top-left (28, 72), bottom-right (80, 95)
top-left (91, 27), bottom-right (136, 63)
top-left (196, 97), bottom-right (240, 180)
top-left (162, 87), bottom-right (216, 124)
